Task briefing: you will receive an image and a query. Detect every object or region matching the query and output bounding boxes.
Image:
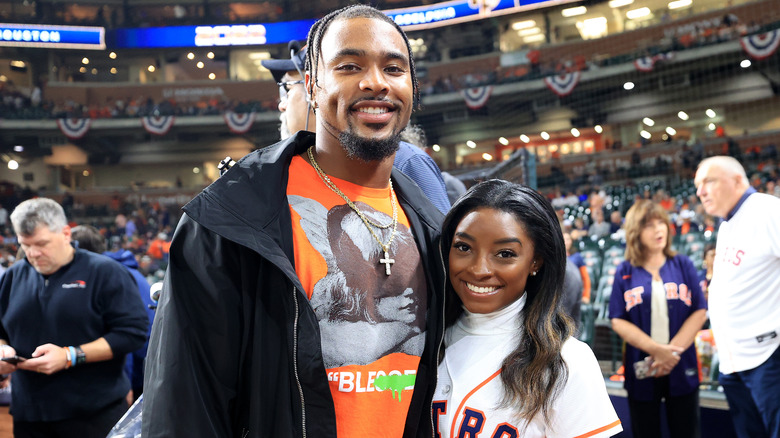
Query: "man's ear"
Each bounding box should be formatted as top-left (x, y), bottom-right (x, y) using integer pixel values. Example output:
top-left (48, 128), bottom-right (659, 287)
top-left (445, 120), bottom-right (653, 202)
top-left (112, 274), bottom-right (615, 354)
top-left (305, 70), bottom-right (315, 105)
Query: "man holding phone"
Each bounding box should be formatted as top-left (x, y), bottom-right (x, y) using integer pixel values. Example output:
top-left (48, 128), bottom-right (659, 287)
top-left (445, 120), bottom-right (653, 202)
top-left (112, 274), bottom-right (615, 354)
top-left (0, 198), bottom-right (149, 438)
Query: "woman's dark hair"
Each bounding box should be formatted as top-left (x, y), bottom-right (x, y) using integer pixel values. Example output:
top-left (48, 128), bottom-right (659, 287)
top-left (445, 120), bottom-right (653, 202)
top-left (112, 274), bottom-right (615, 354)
top-left (305, 4), bottom-right (420, 108)
top-left (71, 225), bottom-right (106, 254)
top-left (441, 179), bottom-right (572, 425)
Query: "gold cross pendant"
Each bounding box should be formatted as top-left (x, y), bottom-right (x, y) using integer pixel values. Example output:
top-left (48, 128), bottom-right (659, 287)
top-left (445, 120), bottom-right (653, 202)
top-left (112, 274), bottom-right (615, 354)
top-left (380, 250), bottom-right (395, 276)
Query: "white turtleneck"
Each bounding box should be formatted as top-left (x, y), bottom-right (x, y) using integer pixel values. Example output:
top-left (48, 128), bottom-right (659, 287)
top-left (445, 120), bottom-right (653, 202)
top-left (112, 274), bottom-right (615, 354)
top-left (447, 293), bottom-right (526, 344)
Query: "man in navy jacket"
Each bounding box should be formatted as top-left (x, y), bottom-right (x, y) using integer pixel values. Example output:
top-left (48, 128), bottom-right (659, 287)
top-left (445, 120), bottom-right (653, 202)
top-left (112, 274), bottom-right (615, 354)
top-left (0, 198), bottom-right (148, 438)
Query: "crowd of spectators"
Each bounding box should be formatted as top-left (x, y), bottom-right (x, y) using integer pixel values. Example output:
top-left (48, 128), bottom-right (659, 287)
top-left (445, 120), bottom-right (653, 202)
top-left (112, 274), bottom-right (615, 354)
top-left (418, 14), bottom-right (774, 96)
top-left (0, 82), bottom-right (276, 121)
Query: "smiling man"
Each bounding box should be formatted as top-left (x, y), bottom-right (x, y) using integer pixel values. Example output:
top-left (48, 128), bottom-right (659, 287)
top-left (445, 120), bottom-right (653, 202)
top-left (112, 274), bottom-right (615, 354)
top-left (694, 156), bottom-right (780, 438)
top-left (142, 5), bottom-right (446, 438)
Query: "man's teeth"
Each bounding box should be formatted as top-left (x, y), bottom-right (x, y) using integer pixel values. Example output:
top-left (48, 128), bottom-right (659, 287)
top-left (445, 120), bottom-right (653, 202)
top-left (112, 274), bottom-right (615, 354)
top-left (466, 283), bottom-right (499, 294)
top-left (357, 107), bottom-right (389, 114)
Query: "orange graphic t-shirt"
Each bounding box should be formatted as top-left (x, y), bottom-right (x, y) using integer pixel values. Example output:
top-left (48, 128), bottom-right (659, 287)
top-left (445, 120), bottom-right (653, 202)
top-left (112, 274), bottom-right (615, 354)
top-left (287, 155), bottom-right (428, 438)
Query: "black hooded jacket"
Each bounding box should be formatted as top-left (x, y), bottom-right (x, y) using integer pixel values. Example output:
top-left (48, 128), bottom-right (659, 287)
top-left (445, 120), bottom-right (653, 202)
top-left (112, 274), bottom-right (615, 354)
top-left (142, 132), bottom-right (446, 437)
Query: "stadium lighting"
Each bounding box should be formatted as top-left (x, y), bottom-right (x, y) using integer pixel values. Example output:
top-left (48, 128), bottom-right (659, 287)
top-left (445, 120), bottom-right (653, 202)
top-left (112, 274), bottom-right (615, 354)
top-left (640, 130), bottom-right (651, 139)
top-left (624, 81), bottom-right (635, 90)
top-left (520, 135), bottom-right (530, 143)
top-left (207, 52), bottom-right (215, 59)
top-left (187, 52), bottom-right (195, 60)
top-left (82, 170), bottom-right (90, 177)
top-left (594, 125), bottom-right (603, 133)
top-left (706, 109), bottom-right (717, 118)
top-left (498, 137), bottom-right (509, 145)
top-left (79, 67), bottom-right (87, 73)
top-left (668, 0), bottom-right (692, 9)
top-left (642, 117), bottom-right (655, 126)
top-left (482, 153), bottom-right (493, 161)
top-left (8, 160), bottom-right (19, 170)
top-left (626, 7), bottom-right (651, 19)
top-left (541, 131), bottom-right (550, 140)
top-left (608, 0), bottom-right (634, 7)
top-left (148, 65), bottom-right (156, 72)
top-left (666, 127), bottom-right (677, 136)
top-left (81, 57), bottom-right (89, 65)
top-left (208, 73), bottom-right (216, 80)
top-left (678, 111), bottom-right (689, 120)
top-left (740, 59), bottom-right (751, 68)
top-left (562, 6), bottom-right (587, 17)
top-left (517, 27), bottom-right (541, 36)
top-left (197, 61), bottom-right (205, 69)
top-left (571, 128), bottom-right (580, 137)
top-left (193, 167), bottom-right (201, 174)
top-left (91, 68), bottom-right (97, 75)
top-left (109, 52), bottom-right (117, 59)
top-left (110, 67), bottom-right (117, 74)
top-left (13, 145), bottom-right (23, 152)
top-left (432, 144), bottom-right (441, 152)
top-left (708, 123), bottom-right (716, 130)
top-left (466, 140), bottom-right (477, 148)
top-left (511, 20), bottom-right (536, 30)
top-left (524, 34), bottom-right (546, 43)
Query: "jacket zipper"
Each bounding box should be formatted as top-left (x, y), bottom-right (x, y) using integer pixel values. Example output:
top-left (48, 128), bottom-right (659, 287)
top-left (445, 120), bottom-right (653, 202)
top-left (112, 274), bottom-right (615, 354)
top-left (430, 242), bottom-right (447, 436)
top-left (292, 287), bottom-right (307, 438)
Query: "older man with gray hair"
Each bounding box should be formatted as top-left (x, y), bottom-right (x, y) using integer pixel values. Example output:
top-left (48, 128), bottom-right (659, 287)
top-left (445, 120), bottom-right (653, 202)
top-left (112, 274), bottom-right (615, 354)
top-left (695, 156), bottom-right (780, 438)
top-left (0, 197), bottom-right (148, 438)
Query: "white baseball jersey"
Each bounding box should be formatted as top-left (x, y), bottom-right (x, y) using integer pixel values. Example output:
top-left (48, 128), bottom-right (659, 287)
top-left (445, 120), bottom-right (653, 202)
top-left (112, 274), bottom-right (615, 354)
top-left (708, 192), bottom-right (780, 373)
top-left (434, 295), bottom-right (622, 438)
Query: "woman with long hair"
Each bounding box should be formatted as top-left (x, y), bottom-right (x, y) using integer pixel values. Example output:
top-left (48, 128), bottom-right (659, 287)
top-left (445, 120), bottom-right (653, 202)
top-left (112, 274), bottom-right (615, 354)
top-left (609, 200), bottom-right (707, 438)
top-left (434, 180), bottom-right (622, 437)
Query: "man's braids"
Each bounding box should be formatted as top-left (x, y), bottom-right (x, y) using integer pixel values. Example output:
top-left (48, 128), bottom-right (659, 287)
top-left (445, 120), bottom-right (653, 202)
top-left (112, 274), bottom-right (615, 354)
top-left (305, 4), bottom-right (420, 109)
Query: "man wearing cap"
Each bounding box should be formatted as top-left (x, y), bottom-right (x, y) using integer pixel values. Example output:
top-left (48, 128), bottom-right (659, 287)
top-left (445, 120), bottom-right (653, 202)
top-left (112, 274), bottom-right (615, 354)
top-left (262, 41), bottom-right (452, 214)
top-left (262, 42), bottom-right (314, 139)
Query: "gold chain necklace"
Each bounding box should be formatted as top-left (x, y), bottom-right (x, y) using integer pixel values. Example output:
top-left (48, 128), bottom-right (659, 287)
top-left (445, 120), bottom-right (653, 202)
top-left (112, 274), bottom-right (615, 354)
top-left (307, 146), bottom-right (398, 275)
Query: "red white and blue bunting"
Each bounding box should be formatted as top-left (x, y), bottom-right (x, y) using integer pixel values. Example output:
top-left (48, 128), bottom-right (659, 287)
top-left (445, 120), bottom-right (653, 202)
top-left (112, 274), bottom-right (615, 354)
top-left (142, 115), bottom-right (176, 135)
top-left (224, 111), bottom-right (256, 134)
top-left (741, 30), bottom-right (780, 60)
top-left (634, 52), bottom-right (674, 72)
top-left (57, 118), bottom-right (91, 140)
top-left (544, 71), bottom-right (581, 97)
top-left (461, 86), bottom-right (493, 110)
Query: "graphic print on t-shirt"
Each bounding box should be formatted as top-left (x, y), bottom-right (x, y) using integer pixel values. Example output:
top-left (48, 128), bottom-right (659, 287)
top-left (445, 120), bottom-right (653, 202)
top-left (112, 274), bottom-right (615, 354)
top-left (287, 154), bottom-right (429, 438)
top-left (290, 195), bottom-right (426, 368)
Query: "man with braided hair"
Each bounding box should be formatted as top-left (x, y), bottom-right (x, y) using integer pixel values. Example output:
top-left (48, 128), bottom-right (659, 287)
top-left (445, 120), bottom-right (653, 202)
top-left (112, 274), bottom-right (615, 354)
top-left (143, 5), bottom-right (445, 437)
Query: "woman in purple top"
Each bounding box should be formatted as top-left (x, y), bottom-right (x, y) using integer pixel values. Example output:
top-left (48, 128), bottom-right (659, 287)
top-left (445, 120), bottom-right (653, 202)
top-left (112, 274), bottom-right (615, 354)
top-left (609, 200), bottom-right (707, 438)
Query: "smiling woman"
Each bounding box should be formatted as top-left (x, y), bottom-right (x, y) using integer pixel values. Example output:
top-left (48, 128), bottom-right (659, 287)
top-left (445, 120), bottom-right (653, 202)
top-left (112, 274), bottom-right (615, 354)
top-left (435, 179), bottom-right (622, 438)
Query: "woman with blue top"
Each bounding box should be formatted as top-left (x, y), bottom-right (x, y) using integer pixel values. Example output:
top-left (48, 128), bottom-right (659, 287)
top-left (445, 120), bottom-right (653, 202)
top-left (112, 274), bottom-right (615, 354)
top-left (609, 200), bottom-right (707, 438)
top-left (433, 180), bottom-right (622, 438)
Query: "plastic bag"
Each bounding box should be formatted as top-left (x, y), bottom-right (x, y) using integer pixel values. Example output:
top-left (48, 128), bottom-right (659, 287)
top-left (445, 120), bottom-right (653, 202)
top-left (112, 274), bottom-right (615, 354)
top-left (107, 394), bottom-right (143, 438)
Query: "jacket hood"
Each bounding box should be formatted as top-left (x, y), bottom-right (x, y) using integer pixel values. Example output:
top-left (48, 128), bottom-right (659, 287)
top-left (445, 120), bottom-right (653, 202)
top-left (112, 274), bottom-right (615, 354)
top-left (104, 249), bottom-right (140, 269)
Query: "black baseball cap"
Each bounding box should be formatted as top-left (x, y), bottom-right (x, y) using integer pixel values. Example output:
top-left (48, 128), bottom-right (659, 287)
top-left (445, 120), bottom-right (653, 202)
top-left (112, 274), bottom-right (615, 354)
top-left (262, 41), bottom-right (307, 83)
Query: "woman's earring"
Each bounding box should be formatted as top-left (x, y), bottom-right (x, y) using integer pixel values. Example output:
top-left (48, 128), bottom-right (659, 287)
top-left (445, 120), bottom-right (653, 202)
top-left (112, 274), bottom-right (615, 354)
top-left (531, 271), bottom-right (537, 276)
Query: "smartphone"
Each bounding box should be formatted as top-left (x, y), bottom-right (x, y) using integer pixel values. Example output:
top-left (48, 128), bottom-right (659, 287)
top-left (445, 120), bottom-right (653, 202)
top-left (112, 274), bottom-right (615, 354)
top-left (633, 356), bottom-right (656, 380)
top-left (1, 356), bottom-right (27, 365)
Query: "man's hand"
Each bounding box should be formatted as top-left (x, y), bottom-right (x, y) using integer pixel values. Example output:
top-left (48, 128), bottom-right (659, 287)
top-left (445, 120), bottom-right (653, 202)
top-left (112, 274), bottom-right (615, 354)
top-left (0, 345), bottom-right (19, 376)
top-left (17, 343), bottom-right (69, 375)
top-left (650, 344), bottom-right (684, 377)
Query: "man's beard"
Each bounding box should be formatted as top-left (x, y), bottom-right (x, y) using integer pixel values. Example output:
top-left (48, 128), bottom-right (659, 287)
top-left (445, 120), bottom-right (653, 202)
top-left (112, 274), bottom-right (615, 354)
top-left (339, 121), bottom-right (402, 162)
top-left (279, 112), bottom-right (291, 140)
